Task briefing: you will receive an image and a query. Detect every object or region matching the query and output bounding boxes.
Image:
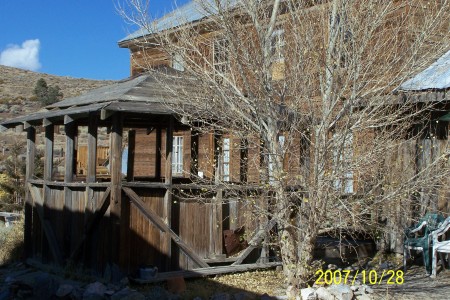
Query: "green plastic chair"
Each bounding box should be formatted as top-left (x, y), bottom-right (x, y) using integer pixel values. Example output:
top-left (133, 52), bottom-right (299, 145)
top-left (403, 213), bottom-right (445, 274)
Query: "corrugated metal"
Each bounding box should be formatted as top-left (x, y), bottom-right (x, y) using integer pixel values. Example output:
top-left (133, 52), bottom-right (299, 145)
top-left (119, 0), bottom-right (240, 43)
top-left (399, 50), bottom-right (450, 91)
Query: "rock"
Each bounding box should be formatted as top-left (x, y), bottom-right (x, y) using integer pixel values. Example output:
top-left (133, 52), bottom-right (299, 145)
top-left (111, 288), bottom-right (145, 300)
top-left (167, 277), bottom-right (186, 294)
top-left (356, 295), bottom-right (372, 300)
top-left (328, 264), bottom-right (338, 270)
top-left (328, 285), bottom-right (353, 300)
top-left (379, 262), bottom-right (391, 270)
top-left (210, 293), bottom-right (232, 300)
top-left (315, 287), bottom-right (333, 300)
top-left (145, 286), bottom-right (170, 300)
top-left (276, 266), bottom-right (283, 272)
top-left (300, 287), bottom-right (317, 300)
top-left (260, 294), bottom-right (276, 300)
top-left (83, 281), bottom-right (107, 298)
top-left (360, 285), bottom-right (374, 294)
top-left (234, 291), bottom-right (257, 300)
top-left (286, 285), bottom-right (298, 298)
top-left (56, 284), bottom-right (74, 297)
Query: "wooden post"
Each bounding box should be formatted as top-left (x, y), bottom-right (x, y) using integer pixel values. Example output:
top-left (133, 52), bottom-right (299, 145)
top-left (24, 125), bottom-right (35, 258)
top-left (126, 130), bottom-right (136, 182)
top-left (155, 126), bottom-right (162, 180)
top-left (211, 132), bottom-right (223, 257)
top-left (43, 120), bottom-right (54, 261)
top-left (190, 129), bottom-right (199, 178)
top-left (110, 113), bottom-right (123, 267)
top-left (44, 121), bottom-right (54, 182)
top-left (87, 113), bottom-right (98, 183)
top-left (163, 116), bottom-right (173, 270)
top-left (64, 117), bottom-right (76, 257)
top-left (85, 114), bottom-right (98, 259)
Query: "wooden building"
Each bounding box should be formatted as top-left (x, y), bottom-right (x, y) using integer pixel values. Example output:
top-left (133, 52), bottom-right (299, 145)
top-left (0, 69), bottom-right (279, 278)
top-left (0, 0), bottom-right (448, 278)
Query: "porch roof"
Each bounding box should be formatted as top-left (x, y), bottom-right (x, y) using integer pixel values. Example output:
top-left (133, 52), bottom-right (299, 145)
top-left (0, 68), bottom-right (199, 129)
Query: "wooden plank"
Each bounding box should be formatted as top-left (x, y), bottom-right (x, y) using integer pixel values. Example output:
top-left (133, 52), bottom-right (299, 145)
top-left (155, 126), bottom-right (162, 179)
top-left (24, 126), bottom-right (36, 257)
top-left (123, 187), bottom-right (209, 268)
top-left (190, 129), bottom-right (199, 177)
top-left (110, 113), bottom-right (123, 266)
top-left (163, 117), bottom-right (173, 269)
top-left (87, 113), bottom-right (98, 183)
top-left (44, 124), bottom-right (54, 181)
top-left (131, 262), bottom-right (281, 284)
top-left (27, 183), bottom-right (64, 265)
top-left (127, 130), bottom-right (136, 181)
top-left (69, 187), bottom-right (111, 261)
top-left (64, 121), bottom-right (75, 256)
top-left (232, 218), bottom-right (277, 265)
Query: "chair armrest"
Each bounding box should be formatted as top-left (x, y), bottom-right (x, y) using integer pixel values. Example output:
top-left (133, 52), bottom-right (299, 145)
top-left (406, 221), bottom-right (427, 237)
top-left (431, 218), bottom-right (450, 243)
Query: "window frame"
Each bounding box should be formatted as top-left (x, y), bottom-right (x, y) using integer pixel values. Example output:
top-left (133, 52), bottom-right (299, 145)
top-left (172, 136), bottom-right (184, 176)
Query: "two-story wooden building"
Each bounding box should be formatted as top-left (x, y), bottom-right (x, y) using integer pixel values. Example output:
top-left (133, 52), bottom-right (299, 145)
top-left (0, 0), bottom-right (448, 279)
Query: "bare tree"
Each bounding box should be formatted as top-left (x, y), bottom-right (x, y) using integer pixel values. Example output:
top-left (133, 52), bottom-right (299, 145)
top-left (119, 0), bottom-right (450, 288)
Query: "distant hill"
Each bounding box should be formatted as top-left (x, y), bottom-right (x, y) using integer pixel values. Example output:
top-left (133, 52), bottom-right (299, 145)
top-left (0, 65), bottom-right (116, 121)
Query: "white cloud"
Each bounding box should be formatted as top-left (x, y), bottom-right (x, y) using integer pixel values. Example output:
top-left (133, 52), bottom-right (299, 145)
top-left (0, 39), bottom-right (42, 71)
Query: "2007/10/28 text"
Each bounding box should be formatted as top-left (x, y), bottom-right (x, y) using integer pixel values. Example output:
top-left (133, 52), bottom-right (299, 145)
top-left (314, 269), bottom-right (404, 285)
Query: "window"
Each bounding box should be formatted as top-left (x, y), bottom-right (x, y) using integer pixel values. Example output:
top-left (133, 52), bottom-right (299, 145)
top-left (268, 135), bottom-right (285, 183)
top-left (270, 28), bottom-right (285, 63)
top-left (172, 136), bottom-right (183, 175)
top-left (213, 38), bottom-right (229, 81)
top-left (222, 138), bottom-right (230, 181)
top-left (172, 52), bottom-right (185, 71)
top-left (333, 132), bottom-right (353, 194)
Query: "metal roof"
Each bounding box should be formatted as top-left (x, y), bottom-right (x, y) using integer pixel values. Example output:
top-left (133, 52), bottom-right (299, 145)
top-left (399, 49), bottom-right (450, 91)
top-left (119, 0), bottom-right (239, 44)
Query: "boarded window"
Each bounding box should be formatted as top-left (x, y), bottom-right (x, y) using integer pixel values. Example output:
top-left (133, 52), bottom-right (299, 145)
top-left (333, 132), bottom-right (353, 194)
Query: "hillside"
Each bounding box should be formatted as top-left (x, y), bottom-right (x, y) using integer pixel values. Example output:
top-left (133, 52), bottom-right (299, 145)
top-left (0, 65), bottom-right (116, 121)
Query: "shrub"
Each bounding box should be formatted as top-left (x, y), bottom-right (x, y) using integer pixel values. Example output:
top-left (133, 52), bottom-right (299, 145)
top-left (0, 216), bottom-right (24, 265)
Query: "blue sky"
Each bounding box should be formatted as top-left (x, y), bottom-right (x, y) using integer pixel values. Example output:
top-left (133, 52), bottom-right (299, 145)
top-left (0, 0), bottom-right (189, 80)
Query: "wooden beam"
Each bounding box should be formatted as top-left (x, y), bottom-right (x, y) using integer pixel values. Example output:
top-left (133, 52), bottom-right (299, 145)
top-left (123, 187), bottom-right (209, 268)
top-left (24, 126), bottom-right (36, 257)
top-left (155, 126), bottom-right (162, 179)
top-left (69, 188), bottom-right (111, 261)
top-left (232, 218), bottom-right (277, 265)
top-left (131, 262), bottom-right (281, 284)
top-left (86, 113), bottom-right (98, 183)
top-left (27, 184), bottom-right (64, 265)
top-left (44, 124), bottom-right (54, 181)
top-left (163, 116), bottom-right (174, 269)
top-left (43, 118), bottom-right (52, 127)
top-left (126, 130), bottom-right (136, 182)
top-left (100, 108), bottom-right (114, 120)
top-left (190, 129), bottom-right (199, 178)
top-left (110, 113), bottom-right (124, 267)
top-left (64, 115), bottom-right (75, 125)
top-left (64, 121), bottom-right (76, 256)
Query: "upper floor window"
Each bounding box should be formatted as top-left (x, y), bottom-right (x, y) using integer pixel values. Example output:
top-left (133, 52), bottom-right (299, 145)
top-left (172, 136), bottom-right (184, 175)
top-left (270, 28), bottom-right (285, 63)
top-left (222, 138), bottom-right (230, 182)
top-left (213, 38), bottom-right (229, 82)
top-left (172, 52), bottom-right (185, 71)
top-left (332, 132), bottom-right (353, 194)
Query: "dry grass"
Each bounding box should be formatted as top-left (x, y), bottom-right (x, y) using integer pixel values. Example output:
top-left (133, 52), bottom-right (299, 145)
top-left (0, 216), bottom-right (24, 266)
top-left (135, 269), bottom-right (286, 299)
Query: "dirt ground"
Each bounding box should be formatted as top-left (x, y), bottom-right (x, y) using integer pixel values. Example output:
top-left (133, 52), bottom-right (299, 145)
top-left (371, 265), bottom-right (450, 300)
top-left (1, 262), bottom-right (450, 299)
